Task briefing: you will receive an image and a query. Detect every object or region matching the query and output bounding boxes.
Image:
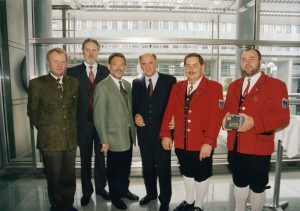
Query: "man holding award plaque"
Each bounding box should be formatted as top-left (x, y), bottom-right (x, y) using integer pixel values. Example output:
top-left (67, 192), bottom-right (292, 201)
top-left (223, 48), bottom-right (290, 211)
top-left (160, 53), bottom-right (224, 211)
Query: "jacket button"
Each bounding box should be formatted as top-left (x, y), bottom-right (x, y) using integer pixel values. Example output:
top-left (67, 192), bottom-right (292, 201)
top-left (187, 129), bottom-right (191, 132)
top-left (189, 110), bottom-right (191, 113)
top-left (188, 119), bottom-right (191, 123)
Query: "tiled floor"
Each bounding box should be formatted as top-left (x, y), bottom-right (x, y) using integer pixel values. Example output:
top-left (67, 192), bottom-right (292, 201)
top-left (0, 167), bottom-right (300, 211)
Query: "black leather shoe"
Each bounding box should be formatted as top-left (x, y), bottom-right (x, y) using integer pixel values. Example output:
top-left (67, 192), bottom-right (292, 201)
top-left (112, 198), bottom-right (127, 210)
top-left (125, 191), bottom-right (139, 201)
top-left (96, 189), bottom-right (110, 200)
top-left (159, 204), bottom-right (169, 211)
top-left (173, 200), bottom-right (194, 211)
top-left (80, 195), bottom-right (91, 206)
top-left (139, 195), bottom-right (157, 205)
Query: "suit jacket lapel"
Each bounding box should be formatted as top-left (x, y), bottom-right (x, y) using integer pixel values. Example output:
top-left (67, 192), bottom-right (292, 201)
top-left (107, 77), bottom-right (129, 110)
top-left (80, 62), bottom-right (88, 79)
top-left (141, 75), bottom-right (148, 96)
top-left (176, 81), bottom-right (187, 107)
top-left (78, 63), bottom-right (90, 89)
top-left (233, 78), bottom-right (243, 102)
top-left (190, 76), bottom-right (208, 106)
top-left (153, 73), bottom-right (163, 98)
top-left (107, 76), bottom-right (120, 96)
top-left (246, 71), bottom-right (266, 99)
top-left (95, 63), bottom-right (104, 83)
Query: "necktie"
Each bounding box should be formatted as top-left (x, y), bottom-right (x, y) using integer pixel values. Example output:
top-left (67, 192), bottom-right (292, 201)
top-left (242, 78), bottom-right (251, 98)
top-left (188, 83), bottom-right (194, 96)
top-left (147, 78), bottom-right (153, 96)
top-left (56, 78), bottom-right (63, 91)
top-left (88, 65), bottom-right (95, 84)
top-left (119, 81), bottom-right (128, 108)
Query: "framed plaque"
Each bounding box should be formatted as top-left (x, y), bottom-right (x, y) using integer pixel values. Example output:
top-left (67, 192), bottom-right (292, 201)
top-left (224, 114), bottom-right (245, 130)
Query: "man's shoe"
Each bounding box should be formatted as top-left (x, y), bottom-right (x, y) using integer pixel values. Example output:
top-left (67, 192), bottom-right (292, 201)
top-left (80, 195), bottom-right (91, 206)
top-left (159, 204), bottom-right (169, 211)
top-left (193, 207), bottom-right (203, 211)
top-left (96, 189), bottom-right (110, 200)
top-left (111, 198), bottom-right (127, 210)
top-left (139, 195), bottom-right (157, 205)
top-left (173, 200), bottom-right (194, 211)
top-left (125, 191), bottom-right (139, 201)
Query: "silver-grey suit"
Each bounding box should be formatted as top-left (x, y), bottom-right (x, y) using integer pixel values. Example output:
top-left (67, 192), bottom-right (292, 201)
top-left (94, 75), bottom-right (136, 150)
top-left (93, 75), bottom-right (136, 200)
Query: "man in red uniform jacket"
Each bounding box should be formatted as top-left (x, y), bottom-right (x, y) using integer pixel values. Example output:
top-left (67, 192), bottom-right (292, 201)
top-left (223, 48), bottom-right (290, 211)
top-left (160, 53), bottom-right (224, 211)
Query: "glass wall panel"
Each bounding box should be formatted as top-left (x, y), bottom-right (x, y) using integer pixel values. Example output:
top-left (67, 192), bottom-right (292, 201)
top-left (21, 0), bottom-right (300, 167)
top-left (260, 1), bottom-right (300, 41)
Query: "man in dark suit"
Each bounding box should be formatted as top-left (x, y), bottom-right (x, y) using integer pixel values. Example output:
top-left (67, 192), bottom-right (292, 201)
top-left (94, 53), bottom-right (139, 210)
top-left (67, 38), bottom-right (110, 206)
top-left (27, 48), bottom-right (79, 211)
top-left (132, 53), bottom-right (176, 211)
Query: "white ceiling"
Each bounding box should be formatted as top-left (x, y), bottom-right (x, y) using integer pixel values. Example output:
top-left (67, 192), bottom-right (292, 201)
top-left (52, 0), bottom-right (300, 24)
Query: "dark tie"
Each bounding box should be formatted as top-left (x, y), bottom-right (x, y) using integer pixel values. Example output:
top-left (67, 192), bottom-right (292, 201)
top-left (242, 78), bottom-right (251, 98)
top-left (89, 66), bottom-right (95, 84)
top-left (147, 78), bottom-right (153, 96)
top-left (188, 83), bottom-right (194, 96)
top-left (119, 81), bottom-right (128, 108)
top-left (56, 78), bottom-right (63, 91)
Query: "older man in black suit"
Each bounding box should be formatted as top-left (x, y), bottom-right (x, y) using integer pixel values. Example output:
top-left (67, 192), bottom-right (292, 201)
top-left (132, 53), bottom-right (176, 211)
top-left (67, 38), bottom-right (110, 206)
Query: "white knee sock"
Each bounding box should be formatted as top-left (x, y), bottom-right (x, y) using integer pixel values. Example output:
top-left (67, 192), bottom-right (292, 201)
top-left (234, 185), bottom-right (249, 211)
top-left (183, 175), bottom-right (195, 204)
top-left (195, 179), bottom-right (209, 209)
top-left (250, 190), bottom-right (266, 211)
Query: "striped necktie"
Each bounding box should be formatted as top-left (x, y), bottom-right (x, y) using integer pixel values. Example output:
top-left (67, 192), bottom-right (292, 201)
top-left (242, 78), bottom-right (251, 98)
top-left (119, 81), bottom-right (128, 108)
top-left (88, 65), bottom-right (95, 84)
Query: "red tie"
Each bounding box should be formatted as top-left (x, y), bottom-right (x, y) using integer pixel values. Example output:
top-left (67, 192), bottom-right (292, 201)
top-left (147, 79), bottom-right (153, 96)
top-left (89, 65), bottom-right (95, 84)
top-left (242, 78), bottom-right (251, 98)
top-left (188, 83), bottom-right (194, 95)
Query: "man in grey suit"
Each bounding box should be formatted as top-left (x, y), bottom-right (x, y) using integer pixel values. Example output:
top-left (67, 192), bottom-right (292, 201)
top-left (94, 53), bottom-right (139, 210)
top-left (27, 48), bottom-right (79, 211)
top-left (67, 38), bottom-right (109, 206)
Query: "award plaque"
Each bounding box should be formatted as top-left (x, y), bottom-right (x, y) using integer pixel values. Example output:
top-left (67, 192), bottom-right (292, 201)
top-left (224, 114), bottom-right (245, 130)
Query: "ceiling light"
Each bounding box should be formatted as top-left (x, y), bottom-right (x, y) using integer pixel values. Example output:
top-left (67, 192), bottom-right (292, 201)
top-left (238, 6), bottom-right (247, 13)
top-left (247, 0), bottom-right (255, 7)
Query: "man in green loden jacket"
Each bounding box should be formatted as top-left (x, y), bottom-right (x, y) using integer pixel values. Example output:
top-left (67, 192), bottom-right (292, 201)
top-left (27, 47), bottom-right (79, 211)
